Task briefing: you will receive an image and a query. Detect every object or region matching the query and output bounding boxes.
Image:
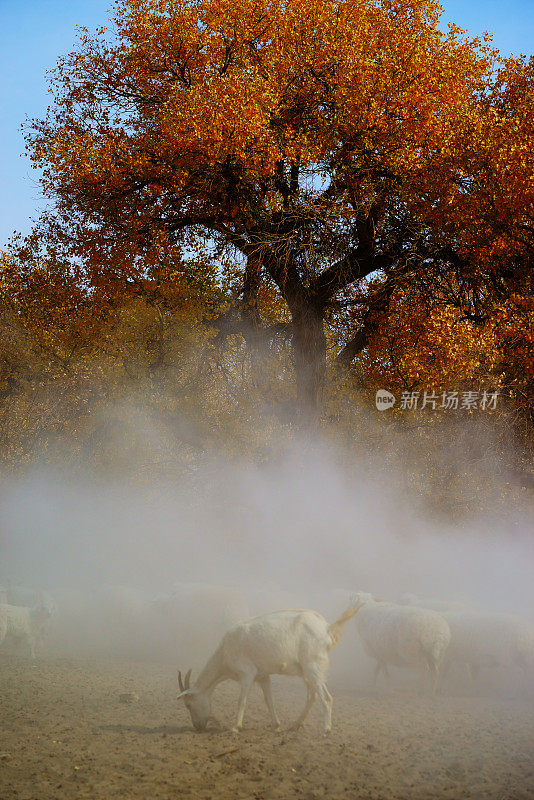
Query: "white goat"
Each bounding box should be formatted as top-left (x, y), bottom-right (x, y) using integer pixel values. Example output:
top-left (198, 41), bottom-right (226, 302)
top-left (176, 607), bottom-right (357, 734)
top-left (350, 592), bottom-right (451, 694)
top-left (7, 585), bottom-right (58, 615)
top-left (0, 603), bottom-right (52, 658)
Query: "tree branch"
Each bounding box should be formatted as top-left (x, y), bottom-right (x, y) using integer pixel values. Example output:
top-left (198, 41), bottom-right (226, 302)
top-left (334, 274), bottom-right (398, 367)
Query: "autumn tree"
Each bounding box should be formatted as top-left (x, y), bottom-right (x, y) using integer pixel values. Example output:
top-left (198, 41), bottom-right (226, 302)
top-left (334, 50), bottom-right (534, 426)
top-left (25, 0), bottom-right (506, 423)
top-left (0, 229), bottom-right (235, 470)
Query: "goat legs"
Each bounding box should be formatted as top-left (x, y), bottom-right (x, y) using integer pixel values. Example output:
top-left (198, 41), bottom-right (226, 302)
top-left (257, 676), bottom-right (280, 730)
top-left (290, 662), bottom-right (332, 735)
top-left (233, 669), bottom-right (256, 732)
top-left (317, 682), bottom-right (333, 734)
top-left (289, 683), bottom-right (317, 732)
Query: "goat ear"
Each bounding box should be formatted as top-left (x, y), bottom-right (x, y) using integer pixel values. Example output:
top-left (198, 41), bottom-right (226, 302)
top-left (185, 668), bottom-right (192, 689)
top-left (177, 669), bottom-right (184, 693)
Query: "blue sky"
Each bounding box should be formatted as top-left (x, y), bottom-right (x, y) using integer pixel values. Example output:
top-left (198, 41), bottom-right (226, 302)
top-left (1, 0), bottom-right (533, 246)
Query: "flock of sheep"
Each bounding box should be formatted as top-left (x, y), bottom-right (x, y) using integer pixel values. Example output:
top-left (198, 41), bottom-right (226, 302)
top-left (1, 581), bottom-right (533, 733)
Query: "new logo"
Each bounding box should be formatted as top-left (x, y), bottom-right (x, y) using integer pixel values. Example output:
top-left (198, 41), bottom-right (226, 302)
top-left (375, 389), bottom-right (396, 410)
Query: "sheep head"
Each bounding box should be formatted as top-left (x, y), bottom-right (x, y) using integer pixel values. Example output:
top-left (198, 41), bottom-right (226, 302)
top-left (177, 669), bottom-right (211, 732)
top-left (350, 591), bottom-right (375, 610)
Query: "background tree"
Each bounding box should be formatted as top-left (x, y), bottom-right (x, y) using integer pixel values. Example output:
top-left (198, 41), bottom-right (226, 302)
top-left (26, 0), bottom-right (502, 422)
top-left (0, 233), bottom-right (233, 471)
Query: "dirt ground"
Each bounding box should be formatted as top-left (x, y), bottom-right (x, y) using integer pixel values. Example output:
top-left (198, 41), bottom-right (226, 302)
top-left (1, 655), bottom-right (533, 800)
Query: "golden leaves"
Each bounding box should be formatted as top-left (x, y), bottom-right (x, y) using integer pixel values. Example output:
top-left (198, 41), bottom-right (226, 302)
top-left (27, 0), bottom-right (504, 207)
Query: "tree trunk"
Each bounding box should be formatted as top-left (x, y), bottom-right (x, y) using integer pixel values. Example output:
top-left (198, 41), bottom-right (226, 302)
top-left (291, 304), bottom-right (327, 425)
top-left (241, 258), bottom-right (266, 360)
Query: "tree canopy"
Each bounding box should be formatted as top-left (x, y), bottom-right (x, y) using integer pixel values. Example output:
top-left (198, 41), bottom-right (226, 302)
top-left (25, 0), bottom-right (533, 420)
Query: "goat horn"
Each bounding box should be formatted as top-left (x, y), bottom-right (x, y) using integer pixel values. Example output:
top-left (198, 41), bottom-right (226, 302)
top-left (178, 670), bottom-right (184, 693)
top-left (185, 668), bottom-right (192, 689)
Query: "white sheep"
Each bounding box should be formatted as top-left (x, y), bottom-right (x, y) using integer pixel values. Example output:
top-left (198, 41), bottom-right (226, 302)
top-left (0, 603), bottom-right (52, 658)
top-left (398, 593), bottom-right (469, 613)
top-left (442, 610), bottom-right (534, 684)
top-left (350, 592), bottom-right (451, 694)
top-left (7, 585), bottom-right (58, 615)
top-left (176, 606), bottom-right (357, 735)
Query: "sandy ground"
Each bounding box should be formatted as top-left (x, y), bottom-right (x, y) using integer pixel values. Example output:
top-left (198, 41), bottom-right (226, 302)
top-left (1, 655), bottom-right (533, 800)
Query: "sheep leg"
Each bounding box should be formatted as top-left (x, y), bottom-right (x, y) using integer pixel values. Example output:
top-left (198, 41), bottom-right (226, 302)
top-left (317, 682), bottom-right (333, 735)
top-left (429, 662), bottom-right (439, 696)
top-left (233, 669), bottom-right (256, 732)
top-left (291, 663), bottom-right (332, 734)
top-left (373, 661), bottom-right (384, 689)
top-left (257, 676), bottom-right (280, 730)
top-left (289, 683), bottom-right (317, 731)
top-left (418, 662), bottom-right (437, 696)
top-left (27, 635), bottom-right (36, 660)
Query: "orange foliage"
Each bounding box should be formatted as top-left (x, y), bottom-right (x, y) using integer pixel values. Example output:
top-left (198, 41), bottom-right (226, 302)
top-left (29, 0), bottom-right (497, 236)
top-left (353, 282), bottom-right (501, 393)
top-left (16, 0), bottom-right (534, 422)
top-left (350, 278), bottom-right (534, 437)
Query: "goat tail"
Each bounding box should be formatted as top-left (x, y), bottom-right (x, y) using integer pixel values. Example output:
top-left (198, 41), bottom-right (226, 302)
top-left (327, 606), bottom-right (358, 650)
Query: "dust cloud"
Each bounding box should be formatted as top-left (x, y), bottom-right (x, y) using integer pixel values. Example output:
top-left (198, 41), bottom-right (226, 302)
top-left (1, 409), bottom-right (534, 800)
top-left (1, 417), bottom-right (533, 685)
